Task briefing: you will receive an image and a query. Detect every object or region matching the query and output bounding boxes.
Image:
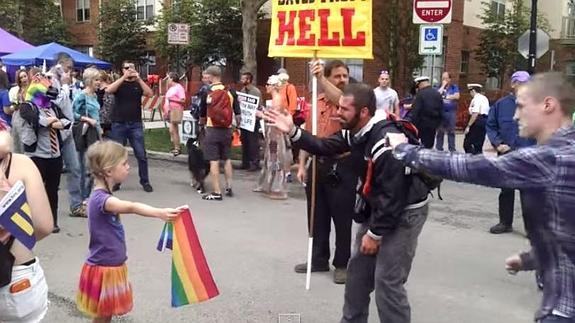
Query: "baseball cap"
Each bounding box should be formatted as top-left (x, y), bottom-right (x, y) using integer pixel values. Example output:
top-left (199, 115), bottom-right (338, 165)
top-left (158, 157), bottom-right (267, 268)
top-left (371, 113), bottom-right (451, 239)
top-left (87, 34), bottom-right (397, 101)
top-left (511, 71), bottom-right (530, 83)
top-left (467, 83), bottom-right (483, 89)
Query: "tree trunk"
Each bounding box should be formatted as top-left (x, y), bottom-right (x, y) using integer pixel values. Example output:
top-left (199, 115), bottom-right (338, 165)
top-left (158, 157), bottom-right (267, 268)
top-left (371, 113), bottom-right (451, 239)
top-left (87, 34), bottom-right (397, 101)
top-left (241, 0), bottom-right (265, 84)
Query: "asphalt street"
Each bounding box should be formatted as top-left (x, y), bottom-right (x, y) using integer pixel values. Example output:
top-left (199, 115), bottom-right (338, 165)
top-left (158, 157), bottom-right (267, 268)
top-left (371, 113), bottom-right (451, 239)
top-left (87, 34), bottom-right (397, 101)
top-left (39, 157), bottom-right (539, 323)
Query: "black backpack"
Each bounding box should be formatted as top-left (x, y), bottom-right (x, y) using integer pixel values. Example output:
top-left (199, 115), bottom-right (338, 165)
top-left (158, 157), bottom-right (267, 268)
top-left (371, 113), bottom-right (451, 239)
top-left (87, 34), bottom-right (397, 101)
top-left (381, 114), bottom-right (444, 198)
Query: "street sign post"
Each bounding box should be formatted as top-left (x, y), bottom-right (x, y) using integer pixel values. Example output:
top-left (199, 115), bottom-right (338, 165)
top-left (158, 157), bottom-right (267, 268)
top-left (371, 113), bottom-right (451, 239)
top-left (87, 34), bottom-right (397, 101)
top-left (167, 23), bottom-right (190, 45)
top-left (419, 25), bottom-right (443, 55)
top-left (518, 28), bottom-right (550, 59)
top-left (413, 0), bottom-right (452, 24)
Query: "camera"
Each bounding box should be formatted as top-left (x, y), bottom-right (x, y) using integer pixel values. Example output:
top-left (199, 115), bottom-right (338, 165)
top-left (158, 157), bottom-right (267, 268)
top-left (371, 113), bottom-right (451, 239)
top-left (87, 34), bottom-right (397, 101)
top-left (45, 86), bottom-right (59, 100)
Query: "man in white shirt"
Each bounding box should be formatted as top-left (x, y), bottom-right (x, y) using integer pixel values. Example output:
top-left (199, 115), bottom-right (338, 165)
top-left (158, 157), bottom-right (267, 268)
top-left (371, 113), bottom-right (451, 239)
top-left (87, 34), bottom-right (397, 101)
top-left (463, 84), bottom-right (490, 154)
top-left (373, 70), bottom-right (399, 118)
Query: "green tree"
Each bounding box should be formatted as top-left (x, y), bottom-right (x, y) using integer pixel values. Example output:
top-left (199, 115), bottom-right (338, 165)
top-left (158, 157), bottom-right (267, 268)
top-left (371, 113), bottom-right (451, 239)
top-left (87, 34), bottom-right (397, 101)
top-left (476, 0), bottom-right (551, 87)
top-left (0, 0), bottom-right (70, 46)
top-left (240, 0), bottom-right (267, 82)
top-left (98, 0), bottom-right (148, 69)
top-left (155, 0), bottom-right (243, 76)
top-left (380, 0), bottom-right (423, 95)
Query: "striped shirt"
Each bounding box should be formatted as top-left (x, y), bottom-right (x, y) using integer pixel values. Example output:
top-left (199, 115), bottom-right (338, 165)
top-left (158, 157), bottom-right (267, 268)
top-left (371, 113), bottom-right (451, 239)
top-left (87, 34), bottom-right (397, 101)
top-left (394, 126), bottom-right (575, 319)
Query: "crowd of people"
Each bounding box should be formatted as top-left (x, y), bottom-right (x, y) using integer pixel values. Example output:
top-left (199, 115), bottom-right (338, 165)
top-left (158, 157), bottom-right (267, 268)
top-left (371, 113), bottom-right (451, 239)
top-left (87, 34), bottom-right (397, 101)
top-left (0, 52), bottom-right (574, 323)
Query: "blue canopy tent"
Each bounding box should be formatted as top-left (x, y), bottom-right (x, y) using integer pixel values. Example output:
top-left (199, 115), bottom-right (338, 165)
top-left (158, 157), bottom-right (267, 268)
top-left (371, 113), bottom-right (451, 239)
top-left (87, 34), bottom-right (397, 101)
top-left (0, 42), bottom-right (112, 69)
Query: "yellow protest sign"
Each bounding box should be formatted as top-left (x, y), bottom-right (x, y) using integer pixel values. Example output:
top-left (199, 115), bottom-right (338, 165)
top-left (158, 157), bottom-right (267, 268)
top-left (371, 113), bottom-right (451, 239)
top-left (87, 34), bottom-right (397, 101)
top-left (268, 0), bottom-right (373, 59)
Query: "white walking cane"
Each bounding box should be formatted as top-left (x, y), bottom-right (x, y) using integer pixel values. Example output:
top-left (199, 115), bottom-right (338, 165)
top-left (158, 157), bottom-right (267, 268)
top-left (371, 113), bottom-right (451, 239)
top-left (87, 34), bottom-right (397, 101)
top-left (306, 53), bottom-right (320, 290)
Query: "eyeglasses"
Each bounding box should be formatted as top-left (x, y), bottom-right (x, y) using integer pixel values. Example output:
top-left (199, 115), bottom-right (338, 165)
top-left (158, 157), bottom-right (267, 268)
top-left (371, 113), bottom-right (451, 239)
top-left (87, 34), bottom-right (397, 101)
top-left (380, 70), bottom-right (389, 76)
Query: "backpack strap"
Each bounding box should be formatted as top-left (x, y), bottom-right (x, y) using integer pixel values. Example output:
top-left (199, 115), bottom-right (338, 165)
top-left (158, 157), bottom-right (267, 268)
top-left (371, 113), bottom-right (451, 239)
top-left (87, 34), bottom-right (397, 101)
top-left (4, 153), bottom-right (12, 179)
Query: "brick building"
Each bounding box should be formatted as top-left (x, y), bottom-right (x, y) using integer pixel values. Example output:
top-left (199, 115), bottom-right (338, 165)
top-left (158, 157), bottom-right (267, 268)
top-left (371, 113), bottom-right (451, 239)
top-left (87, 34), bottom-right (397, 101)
top-left (60, 0), bottom-right (574, 98)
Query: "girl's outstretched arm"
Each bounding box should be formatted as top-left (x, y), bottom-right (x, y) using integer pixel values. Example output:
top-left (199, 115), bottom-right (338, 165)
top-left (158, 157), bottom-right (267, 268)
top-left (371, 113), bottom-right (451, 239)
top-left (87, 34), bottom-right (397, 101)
top-left (104, 197), bottom-right (181, 221)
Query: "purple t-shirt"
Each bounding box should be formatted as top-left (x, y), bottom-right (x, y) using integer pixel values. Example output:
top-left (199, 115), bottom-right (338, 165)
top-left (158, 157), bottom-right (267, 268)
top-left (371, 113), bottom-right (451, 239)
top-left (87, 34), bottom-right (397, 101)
top-left (86, 189), bottom-right (127, 266)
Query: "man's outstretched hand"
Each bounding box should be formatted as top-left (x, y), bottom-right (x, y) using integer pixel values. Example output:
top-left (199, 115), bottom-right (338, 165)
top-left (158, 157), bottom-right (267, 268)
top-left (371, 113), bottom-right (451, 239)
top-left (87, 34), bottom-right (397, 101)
top-left (258, 109), bottom-right (295, 134)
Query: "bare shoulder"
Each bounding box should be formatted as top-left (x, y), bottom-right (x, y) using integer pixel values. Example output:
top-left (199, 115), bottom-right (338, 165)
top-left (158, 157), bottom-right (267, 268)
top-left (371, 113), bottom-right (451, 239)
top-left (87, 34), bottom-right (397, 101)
top-left (9, 154), bottom-right (38, 181)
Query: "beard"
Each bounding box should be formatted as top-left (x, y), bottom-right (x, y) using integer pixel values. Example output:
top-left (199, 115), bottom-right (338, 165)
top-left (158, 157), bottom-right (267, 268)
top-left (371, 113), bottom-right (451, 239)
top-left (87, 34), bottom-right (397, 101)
top-left (340, 113), bottom-right (360, 130)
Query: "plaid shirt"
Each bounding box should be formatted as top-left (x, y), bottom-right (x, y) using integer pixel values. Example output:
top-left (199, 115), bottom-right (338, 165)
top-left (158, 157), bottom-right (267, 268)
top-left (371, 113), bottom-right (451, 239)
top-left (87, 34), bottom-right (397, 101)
top-left (395, 126), bottom-right (575, 319)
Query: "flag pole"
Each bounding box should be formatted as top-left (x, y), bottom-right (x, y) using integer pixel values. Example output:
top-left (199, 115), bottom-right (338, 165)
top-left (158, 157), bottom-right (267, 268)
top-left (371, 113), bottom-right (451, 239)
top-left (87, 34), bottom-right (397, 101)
top-left (306, 50), bottom-right (319, 290)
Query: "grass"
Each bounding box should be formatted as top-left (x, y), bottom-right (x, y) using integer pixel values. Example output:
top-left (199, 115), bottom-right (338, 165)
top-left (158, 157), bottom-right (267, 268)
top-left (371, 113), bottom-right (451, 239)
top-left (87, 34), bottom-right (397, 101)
top-left (143, 127), bottom-right (242, 160)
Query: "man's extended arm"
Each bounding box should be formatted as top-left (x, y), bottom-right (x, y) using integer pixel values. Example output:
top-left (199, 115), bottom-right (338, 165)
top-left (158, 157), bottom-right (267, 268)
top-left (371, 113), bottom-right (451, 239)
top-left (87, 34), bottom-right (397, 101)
top-left (289, 126), bottom-right (350, 157)
top-left (394, 144), bottom-right (556, 190)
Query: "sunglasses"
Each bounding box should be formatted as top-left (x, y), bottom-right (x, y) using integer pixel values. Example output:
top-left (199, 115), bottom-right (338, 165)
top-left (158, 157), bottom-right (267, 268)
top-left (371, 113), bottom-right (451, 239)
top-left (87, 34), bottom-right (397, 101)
top-left (380, 70), bottom-right (389, 76)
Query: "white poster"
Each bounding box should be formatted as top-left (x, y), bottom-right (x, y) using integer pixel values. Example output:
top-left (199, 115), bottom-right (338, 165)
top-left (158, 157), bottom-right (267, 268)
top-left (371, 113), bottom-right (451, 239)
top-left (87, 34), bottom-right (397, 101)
top-left (237, 92), bottom-right (260, 132)
top-left (179, 113), bottom-right (198, 143)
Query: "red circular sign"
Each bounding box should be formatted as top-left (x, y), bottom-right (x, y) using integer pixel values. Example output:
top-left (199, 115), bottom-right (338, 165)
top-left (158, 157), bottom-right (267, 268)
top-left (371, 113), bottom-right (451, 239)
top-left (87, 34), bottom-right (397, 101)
top-left (414, 0), bottom-right (452, 23)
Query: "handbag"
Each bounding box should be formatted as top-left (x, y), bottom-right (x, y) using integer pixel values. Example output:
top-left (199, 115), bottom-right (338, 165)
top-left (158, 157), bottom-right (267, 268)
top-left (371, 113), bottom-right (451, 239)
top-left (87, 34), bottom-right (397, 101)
top-left (73, 94), bottom-right (101, 151)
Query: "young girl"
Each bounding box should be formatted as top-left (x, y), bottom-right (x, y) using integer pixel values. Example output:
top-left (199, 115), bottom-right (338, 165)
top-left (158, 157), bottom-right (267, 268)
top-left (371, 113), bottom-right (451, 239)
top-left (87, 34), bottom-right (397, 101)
top-left (76, 140), bottom-right (180, 323)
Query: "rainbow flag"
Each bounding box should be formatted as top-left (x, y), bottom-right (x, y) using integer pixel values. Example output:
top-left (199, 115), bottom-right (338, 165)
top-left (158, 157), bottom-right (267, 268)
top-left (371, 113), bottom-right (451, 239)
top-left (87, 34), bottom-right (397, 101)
top-left (157, 208), bottom-right (219, 307)
top-left (0, 180), bottom-right (36, 249)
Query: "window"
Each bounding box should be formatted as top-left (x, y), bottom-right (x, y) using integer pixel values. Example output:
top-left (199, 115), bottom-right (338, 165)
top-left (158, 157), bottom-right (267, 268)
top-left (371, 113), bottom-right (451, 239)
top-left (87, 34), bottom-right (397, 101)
top-left (344, 59), bottom-right (363, 82)
top-left (139, 51), bottom-right (157, 77)
top-left (569, 0), bottom-right (575, 16)
top-left (417, 37), bottom-right (447, 86)
top-left (460, 51), bottom-right (470, 74)
top-left (566, 61), bottom-right (575, 85)
top-left (137, 0), bottom-right (154, 21)
top-left (491, 0), bottom-right (506, 19)
top-left (76, 0), bottom-right (90, 22)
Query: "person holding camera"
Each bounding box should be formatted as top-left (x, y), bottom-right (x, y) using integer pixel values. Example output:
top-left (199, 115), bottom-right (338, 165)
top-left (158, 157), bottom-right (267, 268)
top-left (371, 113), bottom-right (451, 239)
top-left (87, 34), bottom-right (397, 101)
top-left (106, 61), bottom-right (154, 193)
top-left (293, 60), bottom-right (356, 285)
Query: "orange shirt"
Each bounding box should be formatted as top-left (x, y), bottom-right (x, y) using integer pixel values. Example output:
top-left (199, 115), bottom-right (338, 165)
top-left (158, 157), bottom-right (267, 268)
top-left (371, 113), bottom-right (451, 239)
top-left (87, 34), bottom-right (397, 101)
top-left (280, 83), bottom-right (298, 116)
top-left (305, 94), bottom-right (342, 138)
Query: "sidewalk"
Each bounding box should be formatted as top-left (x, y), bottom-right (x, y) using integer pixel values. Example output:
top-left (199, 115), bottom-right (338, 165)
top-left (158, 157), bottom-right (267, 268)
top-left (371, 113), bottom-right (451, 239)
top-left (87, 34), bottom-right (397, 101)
top-left (140, 112), bottom-right (496, 164)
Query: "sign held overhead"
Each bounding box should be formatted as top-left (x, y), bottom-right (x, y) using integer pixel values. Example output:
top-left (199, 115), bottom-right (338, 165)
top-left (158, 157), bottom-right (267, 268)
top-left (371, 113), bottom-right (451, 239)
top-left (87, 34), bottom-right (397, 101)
top-left (413, 0), bottom-right (452, 24)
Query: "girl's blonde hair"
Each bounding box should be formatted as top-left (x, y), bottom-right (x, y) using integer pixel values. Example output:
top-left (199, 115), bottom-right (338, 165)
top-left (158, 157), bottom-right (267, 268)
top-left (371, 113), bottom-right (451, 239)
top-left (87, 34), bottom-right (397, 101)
top-left (83, 67), bottom-right (100, 88)
top-left (86, 140), bottom-right (127, 184)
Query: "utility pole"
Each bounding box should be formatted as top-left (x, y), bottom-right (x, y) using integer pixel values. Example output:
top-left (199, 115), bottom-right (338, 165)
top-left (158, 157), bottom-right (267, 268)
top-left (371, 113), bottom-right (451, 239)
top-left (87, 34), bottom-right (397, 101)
top-left (528, 0), bottom-right (538, 74)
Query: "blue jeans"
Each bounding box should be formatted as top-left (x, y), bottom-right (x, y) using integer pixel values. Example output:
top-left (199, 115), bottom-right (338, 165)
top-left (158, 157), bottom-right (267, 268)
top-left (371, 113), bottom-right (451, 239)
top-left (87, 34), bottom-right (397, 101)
top-left (78, 150), bottom-right (93, 200)
top-left (60, 137), bottom-right (83, 210)
top-left (435, 109), bottom-right (456, 152)
top-left (539, 315), bottom-right (575, 323)
top-left (111, 121), bottom-right (150, 185)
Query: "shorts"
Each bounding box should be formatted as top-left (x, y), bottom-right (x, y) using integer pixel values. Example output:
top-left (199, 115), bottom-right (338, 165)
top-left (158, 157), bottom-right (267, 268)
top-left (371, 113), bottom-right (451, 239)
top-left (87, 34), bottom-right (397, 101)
top-left (76, 263), bottom-right (133, 318)
top-left (0, 258), bottom-right (48, 323)
top-left (168, 109), bottom-right (183, 124)
top-left (203, 127), bottom-right (232, 161)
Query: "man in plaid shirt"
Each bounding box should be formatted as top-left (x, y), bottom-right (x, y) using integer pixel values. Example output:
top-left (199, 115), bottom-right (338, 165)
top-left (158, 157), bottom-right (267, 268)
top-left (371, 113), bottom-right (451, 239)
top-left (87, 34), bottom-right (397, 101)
top-left (388, 72), bottom-right (575, 322)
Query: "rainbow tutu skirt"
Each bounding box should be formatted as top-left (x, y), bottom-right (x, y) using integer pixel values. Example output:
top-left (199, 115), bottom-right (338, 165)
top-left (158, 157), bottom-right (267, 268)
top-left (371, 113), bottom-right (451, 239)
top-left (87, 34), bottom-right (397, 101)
top-left (76, 263), bottom-right (133, 318)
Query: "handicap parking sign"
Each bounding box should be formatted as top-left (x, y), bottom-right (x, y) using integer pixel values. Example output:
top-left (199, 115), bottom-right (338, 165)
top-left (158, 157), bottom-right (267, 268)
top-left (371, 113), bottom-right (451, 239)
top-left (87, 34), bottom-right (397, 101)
top-left (419, 25), bottom-right (443, 55)
top-left (424, 28), bottom-right (438, 41)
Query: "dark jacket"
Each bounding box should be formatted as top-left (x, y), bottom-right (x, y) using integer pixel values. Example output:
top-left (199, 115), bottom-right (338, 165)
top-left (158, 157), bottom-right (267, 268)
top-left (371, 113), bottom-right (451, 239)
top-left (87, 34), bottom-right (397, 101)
top-left (486, 94), bottom-right (536, 150)
top-left (290, 117), bottom-right (429, 237)
top-left (408, 86), bottom-right (444, 130)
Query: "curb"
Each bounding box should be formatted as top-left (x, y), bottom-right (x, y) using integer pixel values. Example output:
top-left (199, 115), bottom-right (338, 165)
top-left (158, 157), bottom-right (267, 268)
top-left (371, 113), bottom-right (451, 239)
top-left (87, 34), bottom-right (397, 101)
top-left (126, 147), bottom-right (244, 167)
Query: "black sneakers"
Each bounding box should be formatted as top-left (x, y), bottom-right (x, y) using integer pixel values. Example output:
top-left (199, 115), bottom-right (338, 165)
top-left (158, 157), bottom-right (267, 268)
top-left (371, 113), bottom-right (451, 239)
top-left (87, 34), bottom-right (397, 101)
top-left (294, 263), bottom-right (330, 273)
top-left (489, 223), bottom-right (513, 234)
top-left (203, 192), bottom-right (223, 201)
top-left (142, 183), bottom-right (154, 193)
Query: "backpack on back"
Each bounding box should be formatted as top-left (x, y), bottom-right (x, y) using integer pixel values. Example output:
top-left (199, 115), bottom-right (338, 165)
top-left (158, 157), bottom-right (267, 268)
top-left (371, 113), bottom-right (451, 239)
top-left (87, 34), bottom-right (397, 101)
top-left (206, 86), bottom-right (233, 128)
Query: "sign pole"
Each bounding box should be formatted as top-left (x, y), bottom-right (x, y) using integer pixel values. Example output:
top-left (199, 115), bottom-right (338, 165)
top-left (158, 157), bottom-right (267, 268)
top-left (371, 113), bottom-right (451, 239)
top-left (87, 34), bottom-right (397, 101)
top-left (430, 54), bottom-right (435, 87)
top-left (528, 0), bottom-right (538, 74)
top-left (306, 50), bottom-right (319, 291)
